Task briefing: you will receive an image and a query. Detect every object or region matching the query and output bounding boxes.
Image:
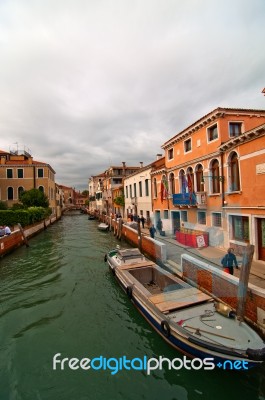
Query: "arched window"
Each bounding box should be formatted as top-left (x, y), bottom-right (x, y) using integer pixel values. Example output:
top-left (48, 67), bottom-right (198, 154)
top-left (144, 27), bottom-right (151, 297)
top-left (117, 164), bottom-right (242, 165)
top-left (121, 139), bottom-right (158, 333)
top-left (161, 174), bottom-right (168, 202)
top-left (229, 152), bottom-right (240, 191)
top-left (18, 186), bottom-right (24, 199)
top-left (153, 178), bottom-right (157, 198)
top-left (169, 173), bottom-right (175, 195)
top-left (179, 169), bottom-right (186, 194)
top-left (186, 167), bottom-right (194, 194)
top-left (7, 187), bottom-right (14, 200)
top-left (195, 164), bottom-right (204, 192)
top-left (39, 186), bottom-right (44, 193)
top-left (211, 159), bottom-right (220, 193)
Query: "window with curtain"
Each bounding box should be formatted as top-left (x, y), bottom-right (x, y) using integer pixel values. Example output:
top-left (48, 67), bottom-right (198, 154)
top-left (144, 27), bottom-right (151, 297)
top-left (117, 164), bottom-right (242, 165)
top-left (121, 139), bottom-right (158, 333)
top-left (231, 215), bottom-right (249, 241)
top-left (153, 178), bottom-right (157, 198)
top-left (179, 170), bottom-right (186, 194)
top-left (230, 152), bottom-right (240, 191)
top-left (169, 173), bottom-right (175, 195)
top-left (195, 164), bottom-right (204, 192)
top-left (145, 179), bottom-right (149, 197)
top-left (211, 159), bottom-right (220, 193)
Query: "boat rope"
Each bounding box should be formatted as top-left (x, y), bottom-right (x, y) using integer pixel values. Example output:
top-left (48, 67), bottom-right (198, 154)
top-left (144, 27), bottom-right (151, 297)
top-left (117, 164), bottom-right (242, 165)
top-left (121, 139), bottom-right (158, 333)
top-left (189, 330), bottom-right (237, 348)
top-left (200, 310), bottom-right (216, 328)
top-left (183, 325), bottom-right (235, 341)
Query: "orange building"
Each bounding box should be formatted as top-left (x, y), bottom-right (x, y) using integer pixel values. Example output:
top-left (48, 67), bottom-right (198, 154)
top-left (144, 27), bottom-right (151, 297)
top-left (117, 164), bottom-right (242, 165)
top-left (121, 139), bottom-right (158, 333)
top-left (0, 148), bottom-right (56, 214)
top-left (153, 107), bottom-right (265, 261)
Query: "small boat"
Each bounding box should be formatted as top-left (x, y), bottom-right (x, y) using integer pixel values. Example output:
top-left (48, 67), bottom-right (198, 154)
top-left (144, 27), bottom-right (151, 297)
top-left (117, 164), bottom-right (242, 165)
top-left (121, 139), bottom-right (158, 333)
top-left (105, 247), bottom-right (265, 368)
top-left (88, 215), bottom-right (95, 220)
top-left (98, 223), bottom-right (109, 232)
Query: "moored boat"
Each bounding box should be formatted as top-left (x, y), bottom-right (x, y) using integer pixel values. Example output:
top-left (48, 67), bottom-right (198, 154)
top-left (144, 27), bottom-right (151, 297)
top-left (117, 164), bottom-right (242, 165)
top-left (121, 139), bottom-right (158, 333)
top-left (105, 247), bottom-right (265, 368)
top-left (98, 223), bottom-right (109, 232)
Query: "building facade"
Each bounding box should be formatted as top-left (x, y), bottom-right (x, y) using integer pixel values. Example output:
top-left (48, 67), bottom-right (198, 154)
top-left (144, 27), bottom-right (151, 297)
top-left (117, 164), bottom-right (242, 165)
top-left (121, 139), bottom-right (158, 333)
top-left (124, 163), bottom-right (153, 222)
top-left (0, 148), bottom-right (56, 215)
top-left (153, 107), bottom-right (265, 260)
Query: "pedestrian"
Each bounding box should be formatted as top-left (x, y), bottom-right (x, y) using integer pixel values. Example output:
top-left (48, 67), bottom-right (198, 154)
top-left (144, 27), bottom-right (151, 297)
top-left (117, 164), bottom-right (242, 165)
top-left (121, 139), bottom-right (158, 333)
top-left (221, 248), bottom-right (239, 275)
top-left (149, 225), bottom-right (156, 239)
top-left (4, 225), bottom-right (11, 235)
top-left (156, 218), bottom-right (163, 234)
top-left (140, 215), bottom-right (145, 228)
top-left (0, 226), bottom-right (5, 237)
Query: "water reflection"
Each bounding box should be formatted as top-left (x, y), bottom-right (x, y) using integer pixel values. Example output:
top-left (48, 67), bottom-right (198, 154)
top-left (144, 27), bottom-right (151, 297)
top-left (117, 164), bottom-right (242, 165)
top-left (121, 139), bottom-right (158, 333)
top-left (0, 214), bottom-right (264, 400)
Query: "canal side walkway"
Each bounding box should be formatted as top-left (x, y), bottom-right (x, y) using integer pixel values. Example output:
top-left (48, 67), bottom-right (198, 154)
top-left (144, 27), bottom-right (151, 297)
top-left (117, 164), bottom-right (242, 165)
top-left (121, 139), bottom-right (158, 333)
top-left (141, 228), bottom-right (265, 290)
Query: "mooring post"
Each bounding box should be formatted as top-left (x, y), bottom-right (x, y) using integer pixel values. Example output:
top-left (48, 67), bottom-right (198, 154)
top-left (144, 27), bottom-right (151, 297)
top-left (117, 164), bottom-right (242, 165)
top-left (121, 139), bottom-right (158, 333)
top-left (137, 219), bottom-right (142, 251)
top-left (118, 217), bottom-right (123, 240)
top-left (18, 223), bottom-right (29, 247)
top-left (236, 244), bottom-right (254, 322)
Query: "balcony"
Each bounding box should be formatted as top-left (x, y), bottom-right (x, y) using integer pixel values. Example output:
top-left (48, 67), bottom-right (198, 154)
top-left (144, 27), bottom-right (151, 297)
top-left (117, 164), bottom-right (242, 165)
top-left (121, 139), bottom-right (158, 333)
top-left (173, 193), bottom-right (197, 207)
top-left (172, 192), bottom-right (207, 208)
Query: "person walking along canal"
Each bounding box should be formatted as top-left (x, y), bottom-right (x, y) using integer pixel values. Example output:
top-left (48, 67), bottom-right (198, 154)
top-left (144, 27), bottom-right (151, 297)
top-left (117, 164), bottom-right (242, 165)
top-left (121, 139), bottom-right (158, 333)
top-left (221, 247), bottom-right (239, 275)
top-left (149, 224), bottom-right (156, 239)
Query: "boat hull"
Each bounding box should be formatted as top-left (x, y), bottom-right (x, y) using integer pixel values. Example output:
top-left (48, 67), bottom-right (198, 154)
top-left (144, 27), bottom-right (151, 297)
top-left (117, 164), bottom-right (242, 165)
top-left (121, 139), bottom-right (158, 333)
top-left (106, 249), bottom-right (265, 368)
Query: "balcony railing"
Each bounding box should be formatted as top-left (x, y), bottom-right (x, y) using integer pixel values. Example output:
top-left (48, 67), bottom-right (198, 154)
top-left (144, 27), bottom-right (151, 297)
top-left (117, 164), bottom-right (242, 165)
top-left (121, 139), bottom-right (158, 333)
top-left (172, 192), bottom-right (207, 208)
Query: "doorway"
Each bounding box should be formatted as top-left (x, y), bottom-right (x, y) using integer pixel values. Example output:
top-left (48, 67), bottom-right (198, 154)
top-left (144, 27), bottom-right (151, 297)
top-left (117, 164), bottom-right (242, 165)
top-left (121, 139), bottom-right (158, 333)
top-left (171, 211), bottom-right (180, 234)
top-left (257, 218), bottom-right (265, 261)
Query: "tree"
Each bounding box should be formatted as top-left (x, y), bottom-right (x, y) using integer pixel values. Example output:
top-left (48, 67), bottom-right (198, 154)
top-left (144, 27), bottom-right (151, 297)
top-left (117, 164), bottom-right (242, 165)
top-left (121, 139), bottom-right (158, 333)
top-left (82, 190), bottom-right (89, 196)
top-left (114, 195), bottom-right (125, 207)
top-left (19, 189), bottom-right (50, 208)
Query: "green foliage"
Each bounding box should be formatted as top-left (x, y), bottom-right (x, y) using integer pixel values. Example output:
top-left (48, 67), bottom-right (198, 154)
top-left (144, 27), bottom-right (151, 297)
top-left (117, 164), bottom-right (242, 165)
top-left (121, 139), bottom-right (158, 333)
top-left (82, 190), bottom-right (89, 196)
top-left (0, 210), bottom-right (30, 227)
top-left (20, 188), bottom-right (49, 208)
top-left (114, 195), bottom-right (125, 207)
top-left (0, 207), bottom-right (52, 227)
top-left (11, 203), bottom-right (25, 210)
top-left (0, 200), bottom-right (8, 210)
top-left (27, 207), bottom-right (50, 223)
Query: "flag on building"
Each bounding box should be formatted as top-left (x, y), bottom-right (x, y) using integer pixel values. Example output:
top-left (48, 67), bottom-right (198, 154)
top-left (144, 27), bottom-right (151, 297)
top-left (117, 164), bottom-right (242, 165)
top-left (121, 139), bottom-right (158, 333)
top-left (160, 177), bottom-right (168, 203)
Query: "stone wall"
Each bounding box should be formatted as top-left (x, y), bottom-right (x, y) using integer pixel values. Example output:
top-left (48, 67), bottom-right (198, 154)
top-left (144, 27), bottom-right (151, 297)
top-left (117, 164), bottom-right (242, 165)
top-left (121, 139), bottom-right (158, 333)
top-left (181, 254), bottom-right (265, 335)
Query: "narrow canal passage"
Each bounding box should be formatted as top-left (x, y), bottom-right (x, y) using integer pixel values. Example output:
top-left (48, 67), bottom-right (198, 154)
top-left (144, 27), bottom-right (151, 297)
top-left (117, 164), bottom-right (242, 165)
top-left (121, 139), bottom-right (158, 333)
top-left (0, 215), bottom-right (264, 400)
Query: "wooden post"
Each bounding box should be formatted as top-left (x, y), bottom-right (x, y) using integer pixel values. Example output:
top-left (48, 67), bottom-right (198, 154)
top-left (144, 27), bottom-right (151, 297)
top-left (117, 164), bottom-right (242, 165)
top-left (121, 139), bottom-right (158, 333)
top-left (18, 223), bottom-right (29, 247)
top-left (236, 244), bottom-right (254, 322)
top-left (118, 218), bottom-right (123, 240)
top-left (137, 219), bottom-right (142, 251)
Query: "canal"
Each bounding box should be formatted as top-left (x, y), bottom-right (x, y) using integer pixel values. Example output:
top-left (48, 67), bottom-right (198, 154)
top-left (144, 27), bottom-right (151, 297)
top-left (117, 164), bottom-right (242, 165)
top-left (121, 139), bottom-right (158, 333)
top-left (0, 214), bottom-right (264, 400)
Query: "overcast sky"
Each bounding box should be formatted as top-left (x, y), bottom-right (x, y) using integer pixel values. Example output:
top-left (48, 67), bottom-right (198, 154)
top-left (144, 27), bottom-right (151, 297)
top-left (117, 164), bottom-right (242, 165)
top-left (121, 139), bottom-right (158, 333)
top-left (0, 0), bottom-right (264, 190)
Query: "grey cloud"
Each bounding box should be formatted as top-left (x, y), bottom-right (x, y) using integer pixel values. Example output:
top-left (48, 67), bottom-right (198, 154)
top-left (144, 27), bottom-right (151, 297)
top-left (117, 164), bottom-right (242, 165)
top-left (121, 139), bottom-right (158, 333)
top-left (0, 0), bottom-right (264, 189)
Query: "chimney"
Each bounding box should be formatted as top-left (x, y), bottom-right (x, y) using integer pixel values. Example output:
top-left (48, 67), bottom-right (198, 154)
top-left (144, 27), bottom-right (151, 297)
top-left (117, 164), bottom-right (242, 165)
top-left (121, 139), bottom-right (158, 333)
top-left (156, 154), bottom-right (162, 160)
top-left (139, 161), bottom-right (143, 168)
top-left (122, 161), bottom-right (126, 176)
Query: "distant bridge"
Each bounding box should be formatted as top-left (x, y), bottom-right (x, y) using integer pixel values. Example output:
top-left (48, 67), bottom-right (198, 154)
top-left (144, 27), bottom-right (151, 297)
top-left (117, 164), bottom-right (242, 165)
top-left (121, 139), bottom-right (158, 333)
top-left (62, 205), bottom-right (86, 214)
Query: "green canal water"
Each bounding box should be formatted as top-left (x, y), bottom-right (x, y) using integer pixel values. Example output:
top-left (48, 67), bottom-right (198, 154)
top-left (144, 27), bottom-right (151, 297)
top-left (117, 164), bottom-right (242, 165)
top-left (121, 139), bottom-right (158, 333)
top-left (0, 214), bottom-right (265, 400)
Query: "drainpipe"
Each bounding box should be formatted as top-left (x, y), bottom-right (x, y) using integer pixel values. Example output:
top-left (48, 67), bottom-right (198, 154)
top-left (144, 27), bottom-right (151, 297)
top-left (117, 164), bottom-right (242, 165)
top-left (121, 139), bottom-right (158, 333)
top-left (33, 166), bottom-right (36, 188)
top-left (220, 151), bottom-right (225, 208)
